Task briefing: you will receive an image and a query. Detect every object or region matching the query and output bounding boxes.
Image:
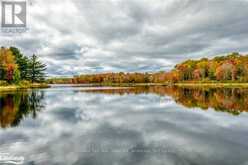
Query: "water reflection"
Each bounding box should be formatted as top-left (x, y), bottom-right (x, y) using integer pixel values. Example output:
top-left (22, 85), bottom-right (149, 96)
top-left (82, 86), bottom-right (248, 115)
top-left (0, 86), bottom-right (248, 165)
top-left (1, 86), bottom-right (248, 128)
top-left (0, 90), bottom-right (45, 128)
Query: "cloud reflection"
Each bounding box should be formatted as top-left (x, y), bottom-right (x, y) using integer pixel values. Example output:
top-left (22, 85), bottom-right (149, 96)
top-left (0, 87), bottom-right (248, 165)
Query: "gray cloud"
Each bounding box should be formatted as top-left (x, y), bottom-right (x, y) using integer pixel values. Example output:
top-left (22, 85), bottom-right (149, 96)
top-left (1, 0), bottom-right (248, 76)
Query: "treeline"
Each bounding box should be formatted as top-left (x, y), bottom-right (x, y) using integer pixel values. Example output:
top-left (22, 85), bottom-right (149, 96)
top-left (175, 52), bottom-right (248, 82)
top-left (48, 72), bottom-right (177, 84)
top-left (48, 52), bottom-right (248, 84)
top-left (0, 47), bottom-right (46, 84)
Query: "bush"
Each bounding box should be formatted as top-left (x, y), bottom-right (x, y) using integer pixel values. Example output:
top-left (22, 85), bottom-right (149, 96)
top-left (0, 80), bottom-right (8, 86)
top-left (13, 69), bottom-right (21, 84)
top-left (18, 80), bottom-right (31, 87)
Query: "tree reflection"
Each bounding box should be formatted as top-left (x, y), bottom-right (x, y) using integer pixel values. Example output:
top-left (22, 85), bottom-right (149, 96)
top-left (0, 91), bottom-right (45, 128)
top-left (168, 87), bottom-right (248, 115)
top-left (82, 86), bottom-right (248, 115)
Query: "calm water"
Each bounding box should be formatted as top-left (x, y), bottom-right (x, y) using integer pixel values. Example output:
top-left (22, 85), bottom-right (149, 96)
top-left (0, 86), bottom-right (248, 165)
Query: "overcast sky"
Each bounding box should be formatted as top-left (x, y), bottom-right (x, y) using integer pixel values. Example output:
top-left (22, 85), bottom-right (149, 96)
top-left (1, 0), bottom-right (248, 76)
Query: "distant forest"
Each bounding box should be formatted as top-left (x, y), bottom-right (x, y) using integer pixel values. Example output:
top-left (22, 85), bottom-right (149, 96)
top-left (48, 52), bottom-right (248, 84)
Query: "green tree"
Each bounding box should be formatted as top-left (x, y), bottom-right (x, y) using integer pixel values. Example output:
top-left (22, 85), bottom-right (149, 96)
top-left (13, 68), bottom-right (21, 84)
top-left (28, 54), bottom-right (47, 83)
top-left (10, 47), bottom-right (29, 80)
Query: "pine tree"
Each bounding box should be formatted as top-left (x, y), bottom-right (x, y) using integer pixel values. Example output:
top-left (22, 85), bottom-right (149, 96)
top-left (10, 47), bottom-right (29, 80)
top-left (28, 54), bottom-right (47, 83)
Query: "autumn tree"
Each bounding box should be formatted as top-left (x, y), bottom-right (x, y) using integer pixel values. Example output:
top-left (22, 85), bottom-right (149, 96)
top-left (0, 47), bottom-right (19, 83)
top-left (48, 52), bottom-right (248, 84)
top-left (10, 47), bottom-right (30, 80)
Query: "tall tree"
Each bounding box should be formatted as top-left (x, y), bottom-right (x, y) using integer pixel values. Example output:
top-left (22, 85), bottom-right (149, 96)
top-left (10, 47), bottom-right (29, 80)
top-left (0, 47), bottom-right (19, 82)
top-left (28, 54), bottom-right (46, 83)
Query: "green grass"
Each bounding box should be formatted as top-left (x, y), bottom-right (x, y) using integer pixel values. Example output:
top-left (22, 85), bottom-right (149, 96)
top-left (174, 82), bottom-right (248, 88)
top-left (0, 83), bottom-right (50, 92)
top-left (2, 81), bottom-right (247, 91)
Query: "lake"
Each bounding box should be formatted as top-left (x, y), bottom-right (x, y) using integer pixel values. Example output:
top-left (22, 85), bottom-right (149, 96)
top-left (0, 85), bottom-right (248, 165)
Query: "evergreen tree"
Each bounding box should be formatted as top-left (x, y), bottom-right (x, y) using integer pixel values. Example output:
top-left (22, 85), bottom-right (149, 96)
top-left (10, 47), bottom-right (29, 80)
top-left (28, 54), bottom-right (47, 83)
top-left (13, 68), bottom-right (21, 84)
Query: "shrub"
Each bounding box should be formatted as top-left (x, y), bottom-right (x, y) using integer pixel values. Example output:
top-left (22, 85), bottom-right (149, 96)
top-left (19, 80), bottom-right (31, 87)
top-left (0, 80), bottom-right (8, 86)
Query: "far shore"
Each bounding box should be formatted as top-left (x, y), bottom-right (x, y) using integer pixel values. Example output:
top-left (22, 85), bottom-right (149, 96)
top-left (2, 82), bottom-right (248, 92)
top-left (174, 82), bottom-right (248, 88)
top-left (49, 82), bottom-right (248, 88)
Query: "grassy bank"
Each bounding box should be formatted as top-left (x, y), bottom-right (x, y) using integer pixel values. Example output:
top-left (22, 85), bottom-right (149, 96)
top-left (174, 82), bottom-right (248, 88)
top-left (113, 82), bottom-right (248, 88)
top-left (0, 83), bottom-right (50, 92)
top-left (49, 82), bottom-right (248, 88)
top-left (90, 83), bottom-right (169, 87)
top-left (50, 83), bottom-right (171, 87)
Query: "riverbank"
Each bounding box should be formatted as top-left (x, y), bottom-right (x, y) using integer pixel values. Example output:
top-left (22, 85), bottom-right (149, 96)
top-left (105, 82), bottom-right (248, 88)
top-left (0, 83), bottom-right (50, 92)
top-left (50, 83), bottom-right (169, 87)
top-left (174, 82), bottom-right (248, 88)
top-left (49, 82), bottom-right (248, 88)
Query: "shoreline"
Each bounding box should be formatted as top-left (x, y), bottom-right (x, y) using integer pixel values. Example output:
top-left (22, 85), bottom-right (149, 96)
top-left (174, 82), bottom-right (248, 88)
top-left (2, 82), bottom-right (248, 91)
top-left (49, 82), bottom-right (248, 88)
top-left (50, 83), bottom-right (169, 87)
top-left (0, 83), bottom-right (50, 92)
